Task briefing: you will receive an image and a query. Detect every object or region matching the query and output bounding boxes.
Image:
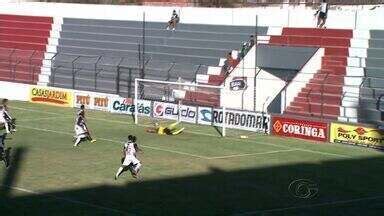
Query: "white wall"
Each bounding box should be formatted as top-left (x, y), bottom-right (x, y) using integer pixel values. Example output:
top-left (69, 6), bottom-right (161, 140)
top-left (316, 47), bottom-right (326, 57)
top-left (0, 2), bottom-right (383, 29)
top-left (220, 46), bottom-right (285, 112)
top-left (281, 48), bottom-right (324, 111)
top-left (220, 46), bottom-right (257, 111)
top-left (0, 81), bottom-right (29, 101)
top-left (1, 0), bottom-right (34, 2)
top-left (254, 69), bottom-right (286, 112)
top-left (356, 7), bottom-right (384, 30)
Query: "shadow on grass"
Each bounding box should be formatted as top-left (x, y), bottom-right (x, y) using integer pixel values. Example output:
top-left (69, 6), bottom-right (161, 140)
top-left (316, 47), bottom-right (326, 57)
top-left (1, 150), bottom-right (384, 216)
top-left (1, 147), bottom-right (26, 198)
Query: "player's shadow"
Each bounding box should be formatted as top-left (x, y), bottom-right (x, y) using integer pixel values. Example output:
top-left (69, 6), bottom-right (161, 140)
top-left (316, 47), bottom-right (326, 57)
top-left (2, 151), bottom-right (384, 215)
top-left (0, 147), bottom-right (27, 197)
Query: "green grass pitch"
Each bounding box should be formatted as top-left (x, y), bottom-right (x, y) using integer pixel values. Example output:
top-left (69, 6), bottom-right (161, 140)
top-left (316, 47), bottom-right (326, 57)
top-left (1, 101), bottom-right (384, 216)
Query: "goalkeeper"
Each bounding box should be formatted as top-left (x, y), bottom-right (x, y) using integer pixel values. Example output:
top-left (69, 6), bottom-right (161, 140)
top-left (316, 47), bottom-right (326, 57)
top-left (146, 121), bottom-right (184, 135)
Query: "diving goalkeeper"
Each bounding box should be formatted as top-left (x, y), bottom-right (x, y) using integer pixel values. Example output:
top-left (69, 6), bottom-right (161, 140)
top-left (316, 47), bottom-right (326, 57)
top-left (146, 121), bottom-right (185, 135)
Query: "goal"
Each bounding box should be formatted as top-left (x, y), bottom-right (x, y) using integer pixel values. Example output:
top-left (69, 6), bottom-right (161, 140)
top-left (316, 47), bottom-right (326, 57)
top-left (134, 78), bottom-right (227, 137)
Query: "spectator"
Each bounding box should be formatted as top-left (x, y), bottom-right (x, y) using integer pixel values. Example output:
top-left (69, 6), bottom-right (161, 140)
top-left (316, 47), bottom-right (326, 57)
top-left (221, 60), bottom-right (230, 75)
top-left (247, 35), bottom-right (255, 49)
top-left (166, 10), bottom-right (180, 31)
top-left (222, 52), bottom-right (234, 75)
top-left (315, 0), bottom-right (329, 28)
top-left (226, 52), bottom-right (235, 67)
top-left (238, 43), bottom-right (247, 61)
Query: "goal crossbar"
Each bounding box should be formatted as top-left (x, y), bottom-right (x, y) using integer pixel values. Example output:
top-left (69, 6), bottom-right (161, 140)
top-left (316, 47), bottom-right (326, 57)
top-left (134, 78), bottom-right (226, 137)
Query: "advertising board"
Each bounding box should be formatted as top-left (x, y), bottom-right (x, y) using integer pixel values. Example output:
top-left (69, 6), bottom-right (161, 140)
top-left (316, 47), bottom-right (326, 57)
top-left (330, 123), bottom-right (384, 148)
top-left (198, 107), bottom-right (270, 133)
top-left (153, 101), bottom-right (197, 123)
top-left (272, 116), bottom-right (328, 142)
top-left (29, 86), bottom-right (73, 107)
top-left (74, 91), bottom-right (112, 111)
top-left (109, 97), bottom-right (151, 116)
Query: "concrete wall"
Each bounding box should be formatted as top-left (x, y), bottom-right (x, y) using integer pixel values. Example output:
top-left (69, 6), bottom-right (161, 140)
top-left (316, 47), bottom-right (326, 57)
top-left (0, 2), bottom-right (384, 29)
top-left (281, 48), bottom-right (324, 112)
top-left (220, 46), bottom-right (286, 112)
top-left (254, 69), bottom-right (286, 112)
top-left (0, 81), bottom-right (29, 101)
top-left (220, 46), bottom-right (257, 111)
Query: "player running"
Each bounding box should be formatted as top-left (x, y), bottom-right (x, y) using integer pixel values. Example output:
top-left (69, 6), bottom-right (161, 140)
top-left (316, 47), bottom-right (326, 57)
top-left (115, 135), bottom-right (142, 180)
top-left (0, 106), bottom-right (10, 168)
top-left (0, 99), bottom-right (16, 134)
top-left (73, 105), bottom-right (96, 147)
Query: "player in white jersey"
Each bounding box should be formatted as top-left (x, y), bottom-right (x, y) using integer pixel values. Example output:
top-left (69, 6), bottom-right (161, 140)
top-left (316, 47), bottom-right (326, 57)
top-left (0, 99), bottom-right (16, 134)
top-left (115, 135), bottom-right (142, 180)
top-left (0, 106), bottom-right (10, 168)
top-left (0, 106), bottom-right (9, 134)
top-left (73, 105), bottom-right (96, 147)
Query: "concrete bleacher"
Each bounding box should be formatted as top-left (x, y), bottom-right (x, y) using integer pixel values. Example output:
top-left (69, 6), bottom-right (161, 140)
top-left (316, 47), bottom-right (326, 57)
top-left (0, 14), bottom-right (52, 84)
top-left (269, 28), bottom-right (357, 120)
top-left (359, 30), bottom-right (384, 126)
top-left (266, 27), bottom-right (383, 126)
top-left (50, 17), bottom-right (267, 98)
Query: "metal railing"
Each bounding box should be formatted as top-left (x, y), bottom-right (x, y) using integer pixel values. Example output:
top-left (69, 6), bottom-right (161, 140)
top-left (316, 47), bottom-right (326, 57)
top-left (48, 51), bottom-right (210, 97)
top-left (1, 46), bottom-right (382, 123)
top-left (0, 48), bottom-right (44, 84)
top-left (377, 94), bottom-right (384, 110)
top-left (378, 94), bottom-right (384, 122)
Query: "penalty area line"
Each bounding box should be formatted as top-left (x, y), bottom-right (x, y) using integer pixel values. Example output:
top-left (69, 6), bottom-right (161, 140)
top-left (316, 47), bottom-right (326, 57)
top-left (12, 106), bottom-right (138, 127)
top-left (13, 106), bottom-right (349, 159)
top-left (207, 149), bottom-right (298, 159)
top-left (17, 125), bottom-right (294, 160)
top-left (18, 116), bottom-right (70, 122)
top-left (295, 148), bottom-right (351, 158)
top-left (0, 184), bottom-right (131, 215)
top-left (18, 125), bottom-right (209, 160)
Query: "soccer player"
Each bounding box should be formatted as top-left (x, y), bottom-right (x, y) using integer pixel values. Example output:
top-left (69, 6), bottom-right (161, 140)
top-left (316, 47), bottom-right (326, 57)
top-left (0, 106), bottom-right (10, 168)
top-left (73, 105), bottom-right (96, 147)
top-left (115, 135), bottom-right (142, 180)
top-left (0, 99), bottom-right (16, 134)
top-left (0, 105), bottom-right (10, 134)
top-left (146, 121), bottom-right (184, 135)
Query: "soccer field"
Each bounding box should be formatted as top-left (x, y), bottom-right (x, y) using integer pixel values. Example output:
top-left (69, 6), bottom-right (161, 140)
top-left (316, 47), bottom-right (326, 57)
top-left (1, 101), bottom-right (384, 216)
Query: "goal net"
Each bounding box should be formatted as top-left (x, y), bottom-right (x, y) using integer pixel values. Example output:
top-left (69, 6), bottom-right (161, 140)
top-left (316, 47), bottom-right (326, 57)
top-left (134, 78), bottom-right (227, 137)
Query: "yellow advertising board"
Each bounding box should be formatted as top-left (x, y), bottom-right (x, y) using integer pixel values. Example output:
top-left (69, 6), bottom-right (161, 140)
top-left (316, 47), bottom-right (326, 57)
top-left (330, 123), bottom-right (384, 148)
top-left (29, 86), bottom-right (74, 107)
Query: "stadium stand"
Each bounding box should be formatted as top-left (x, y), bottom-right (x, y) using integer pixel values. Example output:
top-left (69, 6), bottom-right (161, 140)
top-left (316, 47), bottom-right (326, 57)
top-left (359, 30), bottom-right (384, 127)
top-left (48, 18), bottom-right (268, 99)
top-left (141, 0), bottom-right (190, 6)
top-left (269, 28), bottom-right (356, 120)
top-left (1, 5), bottom-right (383, 125)
top-left (0, 14), bottom-right (53, 84)
top-left (38, 0), bottom-right (384, 6)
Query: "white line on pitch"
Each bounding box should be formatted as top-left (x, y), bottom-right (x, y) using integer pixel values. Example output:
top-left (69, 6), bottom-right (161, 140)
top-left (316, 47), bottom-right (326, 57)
top-left (233, 194), bottom-right (384, 215)
top-left (208, 149), bottom-right (298, 159)
top-left (0, 184), bottom-right (130, 215)
top-left (12, 106), bottom-right (350, 159)
top-left (18, 125), bottom-right (209, 160)
top-left (12, 106), bottom-right (136, 126)
top-left (295, 148), bottom-right (351, 158)
top-left (18, 124), bottom-right (294, 160)
top-left (12, 106), bottom-right (60, 115)
top-left (18, 116), bottom-right (70, 122)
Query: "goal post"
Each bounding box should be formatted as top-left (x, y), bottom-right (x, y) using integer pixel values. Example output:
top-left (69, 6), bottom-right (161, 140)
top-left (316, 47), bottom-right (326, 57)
top-left (134, 78), bottom-right (226, 137)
